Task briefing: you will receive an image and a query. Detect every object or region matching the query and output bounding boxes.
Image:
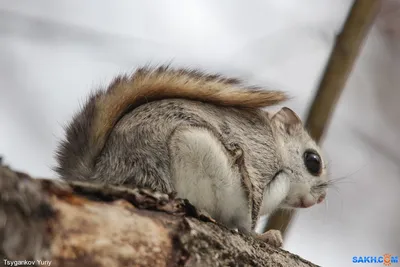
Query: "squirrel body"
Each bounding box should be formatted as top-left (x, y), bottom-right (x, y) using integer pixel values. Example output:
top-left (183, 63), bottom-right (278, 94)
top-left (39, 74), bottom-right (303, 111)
top-left (55, 66), bottom-right (328, 246)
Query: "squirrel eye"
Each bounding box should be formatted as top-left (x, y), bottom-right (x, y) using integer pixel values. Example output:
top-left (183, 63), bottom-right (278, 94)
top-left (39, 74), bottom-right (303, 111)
top-left (303, 150), bottom-right (322, 176)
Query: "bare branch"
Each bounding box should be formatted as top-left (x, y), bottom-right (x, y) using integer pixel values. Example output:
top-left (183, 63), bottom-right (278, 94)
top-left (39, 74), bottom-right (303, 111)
top-left (0, 164), bottom-right (318, 267)
top-left (265, 0), bottom-right (382, 237)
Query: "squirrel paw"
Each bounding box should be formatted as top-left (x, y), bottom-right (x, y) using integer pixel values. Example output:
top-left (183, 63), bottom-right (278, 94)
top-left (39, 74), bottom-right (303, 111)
top-left (258, 229), bottom-right (283, 248)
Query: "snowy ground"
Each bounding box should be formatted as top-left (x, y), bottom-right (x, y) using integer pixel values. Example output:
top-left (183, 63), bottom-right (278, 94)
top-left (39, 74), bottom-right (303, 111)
top-left (0, 1), bottom-right (399, 266)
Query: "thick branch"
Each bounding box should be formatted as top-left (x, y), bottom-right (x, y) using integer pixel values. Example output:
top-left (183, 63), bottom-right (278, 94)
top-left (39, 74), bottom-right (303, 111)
top-left (265, 0), bottom-right (382, 237)
top-left (0, 165), bottom-right (318, 267)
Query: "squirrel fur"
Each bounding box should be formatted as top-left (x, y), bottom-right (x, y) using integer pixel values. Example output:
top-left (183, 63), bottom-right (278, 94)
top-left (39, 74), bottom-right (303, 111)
top-left (55, 65), bottom-right (328, 246)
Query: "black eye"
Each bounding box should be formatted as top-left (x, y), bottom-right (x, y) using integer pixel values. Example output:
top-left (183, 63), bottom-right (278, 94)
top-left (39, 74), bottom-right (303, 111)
top-left (303, 150), bottom-right (322, 176)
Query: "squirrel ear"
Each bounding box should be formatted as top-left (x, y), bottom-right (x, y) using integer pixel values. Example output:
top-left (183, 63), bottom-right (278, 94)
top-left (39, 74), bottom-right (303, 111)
top-left (271, 107), bottom-right (303, 135)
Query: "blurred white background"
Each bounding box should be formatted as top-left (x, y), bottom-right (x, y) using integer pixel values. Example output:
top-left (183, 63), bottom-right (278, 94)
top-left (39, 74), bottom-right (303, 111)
top-left (0, 0), bottom-right (399, 266)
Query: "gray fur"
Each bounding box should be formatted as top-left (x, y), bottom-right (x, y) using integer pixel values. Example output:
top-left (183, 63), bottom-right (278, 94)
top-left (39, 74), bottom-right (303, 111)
top-left (55, 68), bottom-right (328, 235)
top-left (93, 99), bottom-right (279, 228)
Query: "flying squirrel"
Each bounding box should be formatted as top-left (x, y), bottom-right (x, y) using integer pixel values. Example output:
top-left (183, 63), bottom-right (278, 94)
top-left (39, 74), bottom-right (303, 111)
top-left (55, 65), bottom-right (328, 247)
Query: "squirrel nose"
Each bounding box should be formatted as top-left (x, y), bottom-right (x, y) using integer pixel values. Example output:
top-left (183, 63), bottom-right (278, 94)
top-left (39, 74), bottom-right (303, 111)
top-left (317, 193), bottom-right (326, 204)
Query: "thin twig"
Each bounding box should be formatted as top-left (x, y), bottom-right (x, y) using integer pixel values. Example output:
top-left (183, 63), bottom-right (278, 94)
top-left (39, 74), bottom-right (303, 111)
top-left (264, 0), bottom-right (382, 238)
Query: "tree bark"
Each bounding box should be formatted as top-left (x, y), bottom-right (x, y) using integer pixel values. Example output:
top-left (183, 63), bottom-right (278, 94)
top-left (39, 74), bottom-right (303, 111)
top-left (0, 164), bottom-right (318, 267)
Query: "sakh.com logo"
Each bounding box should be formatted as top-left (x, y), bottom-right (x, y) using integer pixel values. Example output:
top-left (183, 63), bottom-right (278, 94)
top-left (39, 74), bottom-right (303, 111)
top-left (353, 254), bottom-right (398, 265)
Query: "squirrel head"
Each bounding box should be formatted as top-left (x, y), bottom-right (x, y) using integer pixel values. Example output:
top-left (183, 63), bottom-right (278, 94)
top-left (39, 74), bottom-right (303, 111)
top-left (269, 107), bottom-right (328, 209)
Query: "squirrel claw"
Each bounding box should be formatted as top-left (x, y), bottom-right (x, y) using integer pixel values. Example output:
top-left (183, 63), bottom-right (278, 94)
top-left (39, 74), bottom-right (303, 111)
top-left (257, 229), bottom-right (283, 248)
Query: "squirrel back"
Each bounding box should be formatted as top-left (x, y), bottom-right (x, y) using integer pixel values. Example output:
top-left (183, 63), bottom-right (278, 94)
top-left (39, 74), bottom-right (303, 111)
top-left (55, 66), bottom-right (288, 180)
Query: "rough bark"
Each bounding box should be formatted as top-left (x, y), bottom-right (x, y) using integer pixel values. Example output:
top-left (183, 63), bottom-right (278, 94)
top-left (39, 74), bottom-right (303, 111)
top-left (0, 164), bottom-right (318, 267)
top-left (265, 0), bottom-right (382, 238)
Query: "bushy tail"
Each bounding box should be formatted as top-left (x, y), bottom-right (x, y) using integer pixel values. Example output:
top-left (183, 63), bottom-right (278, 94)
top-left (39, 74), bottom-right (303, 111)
top-left (55, 65), bottom-right (288, 180)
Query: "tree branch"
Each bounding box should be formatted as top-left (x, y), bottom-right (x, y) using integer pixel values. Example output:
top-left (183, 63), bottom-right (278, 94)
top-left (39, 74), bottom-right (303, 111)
top-left (0, 164), bottom-right (318, 267)
top-left (265, 0), bottom-right (382, 238)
